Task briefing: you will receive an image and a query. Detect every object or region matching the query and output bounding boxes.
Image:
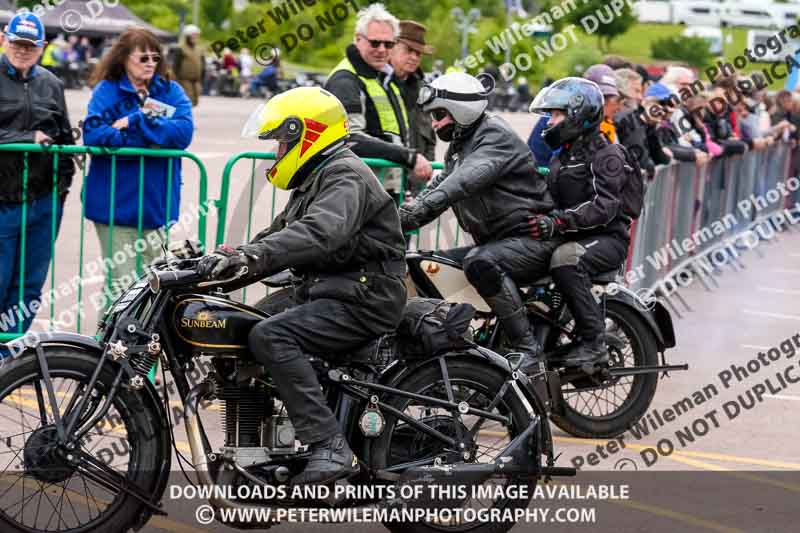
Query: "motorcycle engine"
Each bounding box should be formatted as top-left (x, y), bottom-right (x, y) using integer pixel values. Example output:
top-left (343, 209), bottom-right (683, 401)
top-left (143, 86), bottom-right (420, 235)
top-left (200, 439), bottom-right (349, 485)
top-left (211, 358), bottom-right (296, 467)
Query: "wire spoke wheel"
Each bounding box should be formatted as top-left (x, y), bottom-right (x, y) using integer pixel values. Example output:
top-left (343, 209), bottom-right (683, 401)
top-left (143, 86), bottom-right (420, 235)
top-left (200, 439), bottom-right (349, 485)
top-left (0, 348), bottom-right (165, 533)
top-left (551, 305), bottom-right (659, 438)
top-left (373, 359), bottom-right (536, 533)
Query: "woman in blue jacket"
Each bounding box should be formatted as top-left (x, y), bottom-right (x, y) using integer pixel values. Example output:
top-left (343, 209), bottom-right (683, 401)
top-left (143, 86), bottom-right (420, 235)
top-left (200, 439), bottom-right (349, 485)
top-left (83, 28), bottom-right (193, 307)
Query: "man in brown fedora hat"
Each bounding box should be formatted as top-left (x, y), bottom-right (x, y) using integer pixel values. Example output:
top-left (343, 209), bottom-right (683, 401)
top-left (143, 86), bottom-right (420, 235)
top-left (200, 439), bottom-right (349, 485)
top-left (391, 20), bottom-right (436, 186)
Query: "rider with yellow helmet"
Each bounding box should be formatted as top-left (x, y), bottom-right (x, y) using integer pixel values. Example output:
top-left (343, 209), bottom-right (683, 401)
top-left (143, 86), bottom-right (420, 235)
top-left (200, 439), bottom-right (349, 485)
top-left (198, 87), bottom-right (408, 485)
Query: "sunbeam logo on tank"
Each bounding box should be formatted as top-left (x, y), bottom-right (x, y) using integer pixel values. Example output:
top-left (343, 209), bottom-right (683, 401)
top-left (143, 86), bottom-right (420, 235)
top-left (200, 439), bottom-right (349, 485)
top-left (180, 310), bottom-right (227, 329)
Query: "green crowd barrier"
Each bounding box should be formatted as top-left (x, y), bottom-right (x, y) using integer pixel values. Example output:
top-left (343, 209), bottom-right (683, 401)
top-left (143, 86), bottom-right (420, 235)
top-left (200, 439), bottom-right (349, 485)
top-left (0, 143), bottom-right (209, 343)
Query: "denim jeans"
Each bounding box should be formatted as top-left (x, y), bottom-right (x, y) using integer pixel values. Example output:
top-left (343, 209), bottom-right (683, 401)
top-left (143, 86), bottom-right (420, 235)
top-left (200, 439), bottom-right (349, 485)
top-left (0, 196), bottom-right (64, 334)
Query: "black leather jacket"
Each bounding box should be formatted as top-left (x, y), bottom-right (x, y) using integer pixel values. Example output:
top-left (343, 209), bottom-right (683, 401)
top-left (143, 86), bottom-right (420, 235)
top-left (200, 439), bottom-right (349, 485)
top-left (549, 132), bottom-right (630, 241)
top-left (0, 59), bottom-right (75, 203)
top-left (240, 148), bottom-right (407, 279)
top-left (402, 113), bottom-right (553, 244)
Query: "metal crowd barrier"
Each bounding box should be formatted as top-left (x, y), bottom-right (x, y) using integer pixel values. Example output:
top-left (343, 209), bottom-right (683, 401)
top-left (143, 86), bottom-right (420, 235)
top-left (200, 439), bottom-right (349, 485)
top-left (0, 144), bottom-right (209, 342)
top-left (631, 142), bottom-right (797, 317)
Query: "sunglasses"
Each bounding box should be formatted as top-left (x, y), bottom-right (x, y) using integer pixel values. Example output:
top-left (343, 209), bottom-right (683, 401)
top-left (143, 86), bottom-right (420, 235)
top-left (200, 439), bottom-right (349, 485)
top-left (359, 35), bottom-right (395, 50)
top-left (133, 53), bottom-right (161, 64)
top-left (430, 108), bottom-right (450, 121)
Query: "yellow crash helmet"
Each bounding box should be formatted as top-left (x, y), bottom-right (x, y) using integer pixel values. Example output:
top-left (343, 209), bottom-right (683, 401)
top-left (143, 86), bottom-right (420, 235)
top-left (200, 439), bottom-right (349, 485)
top-left (242, 87), bottom-right (349, 190)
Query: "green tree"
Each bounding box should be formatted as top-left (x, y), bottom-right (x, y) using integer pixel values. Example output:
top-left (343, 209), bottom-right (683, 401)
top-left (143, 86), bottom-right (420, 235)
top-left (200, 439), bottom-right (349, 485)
top-left (201, 0), bottom-right (232, 30)
top-left (566, 0), bottom-right (636, 52)
top-left (651, 36), bottom-right (712, 69)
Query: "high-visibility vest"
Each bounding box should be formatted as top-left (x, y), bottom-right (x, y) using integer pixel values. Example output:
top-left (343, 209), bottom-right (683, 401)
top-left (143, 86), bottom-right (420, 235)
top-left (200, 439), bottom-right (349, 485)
top-left (329, 57), bottom-right (409, 140)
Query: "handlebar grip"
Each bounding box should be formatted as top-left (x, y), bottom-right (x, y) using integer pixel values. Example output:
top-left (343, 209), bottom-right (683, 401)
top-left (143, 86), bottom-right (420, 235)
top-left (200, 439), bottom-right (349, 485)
top-left (156, 269), bottom-right (204, 288)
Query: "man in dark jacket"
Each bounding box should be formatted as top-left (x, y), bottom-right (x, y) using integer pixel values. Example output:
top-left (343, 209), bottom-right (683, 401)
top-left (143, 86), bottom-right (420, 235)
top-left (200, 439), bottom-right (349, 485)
top-left (390, 20), bottom-right (436, 189)
top-left (528, 77), bottom-right (639, 368)
top-left (613, 68), bottom-right (670, 179)
top-left (0, 13), bottom-right (75, 335)
top-left (325, 4), bottom-right (432, 193)
top-left (198, 87), bottom-right (407, 486)
top-left (400, 72), bottom-right (556, 374)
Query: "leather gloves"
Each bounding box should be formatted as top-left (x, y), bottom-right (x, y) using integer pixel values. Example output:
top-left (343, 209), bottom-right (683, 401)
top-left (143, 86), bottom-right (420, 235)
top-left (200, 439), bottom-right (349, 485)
top-left (197, 244), bottom-right (255, 280)
top-left (528, 214), bottom-right (565, 240)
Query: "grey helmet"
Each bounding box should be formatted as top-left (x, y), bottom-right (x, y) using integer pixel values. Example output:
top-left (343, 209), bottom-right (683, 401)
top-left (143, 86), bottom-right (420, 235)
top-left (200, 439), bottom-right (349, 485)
top-left (418, 72), bottom-right (490, 127)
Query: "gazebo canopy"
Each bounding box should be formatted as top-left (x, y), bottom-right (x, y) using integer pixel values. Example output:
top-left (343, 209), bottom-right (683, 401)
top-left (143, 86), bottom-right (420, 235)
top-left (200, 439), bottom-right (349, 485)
top-left (0, 0), bottom-right (174, 41)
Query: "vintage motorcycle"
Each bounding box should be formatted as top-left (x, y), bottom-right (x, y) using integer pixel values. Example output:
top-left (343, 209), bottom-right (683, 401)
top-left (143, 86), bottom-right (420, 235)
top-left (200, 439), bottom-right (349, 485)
top-left (0, 248), bottom-right (576, 533)
top-left (401, 249), bottom-right (687, 439)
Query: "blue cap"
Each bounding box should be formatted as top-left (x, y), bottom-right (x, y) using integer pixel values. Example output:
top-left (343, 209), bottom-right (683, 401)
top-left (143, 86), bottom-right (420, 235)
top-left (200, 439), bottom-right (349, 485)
top-left (645, 83), bottom-right (673, 101)
top-left (4, 13), bottom-right (46, 47)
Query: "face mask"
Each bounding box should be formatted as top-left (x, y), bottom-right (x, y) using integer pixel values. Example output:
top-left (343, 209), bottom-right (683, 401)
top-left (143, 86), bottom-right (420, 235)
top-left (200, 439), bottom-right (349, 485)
top-left (542, 123), bottom-right (565, 150)
top-left (435, 122), bottom-right (455, 142)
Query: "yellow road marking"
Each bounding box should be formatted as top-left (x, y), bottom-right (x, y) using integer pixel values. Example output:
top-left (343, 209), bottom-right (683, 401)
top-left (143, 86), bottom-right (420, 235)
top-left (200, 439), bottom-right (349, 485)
top-left (611, 499), bottom-right (749, 533)
top-left (553, 436), bottom-right (800, 470)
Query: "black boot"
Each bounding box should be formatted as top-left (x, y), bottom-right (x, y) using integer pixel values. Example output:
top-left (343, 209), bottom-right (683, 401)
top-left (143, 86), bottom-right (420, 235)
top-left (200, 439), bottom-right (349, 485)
top-left (484, 276), bottom-right (543, 374)
top-left (550, 265), bottom-right (609, 369)
top-left (560, 336), bottom-right (609, 368)
top-left (291, 433), bottom-right (359, 486)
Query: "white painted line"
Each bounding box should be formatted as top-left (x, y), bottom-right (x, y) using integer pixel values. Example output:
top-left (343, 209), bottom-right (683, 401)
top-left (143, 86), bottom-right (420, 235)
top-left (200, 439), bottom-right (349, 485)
top-left (193, 152), bottom-right (229, 160)
top-left (743, 309), bottom-right (800, 321)
top-left (770, 268), bottom-right (800, 275)
top-left (765, 394), bottom-right (800, 402)
top-left (757, 286), bottom-right (800, 296)
top-left (741, 344), bottom-right (771, 351)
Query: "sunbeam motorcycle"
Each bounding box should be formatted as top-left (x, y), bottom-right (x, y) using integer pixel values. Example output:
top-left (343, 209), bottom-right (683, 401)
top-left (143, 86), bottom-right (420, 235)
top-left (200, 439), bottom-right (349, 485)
top-left (0, 247), bottom-right (577, 533)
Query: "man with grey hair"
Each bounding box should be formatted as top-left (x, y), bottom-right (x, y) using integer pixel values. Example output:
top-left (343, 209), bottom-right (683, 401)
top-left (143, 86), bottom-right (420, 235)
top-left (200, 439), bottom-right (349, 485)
top-left (325, 3), bottom-right (432, 195)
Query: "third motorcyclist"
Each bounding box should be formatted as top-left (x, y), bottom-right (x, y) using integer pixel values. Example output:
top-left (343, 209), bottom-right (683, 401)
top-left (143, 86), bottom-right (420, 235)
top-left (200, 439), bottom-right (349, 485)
top-left (527, 77), bottom-right (643, 368)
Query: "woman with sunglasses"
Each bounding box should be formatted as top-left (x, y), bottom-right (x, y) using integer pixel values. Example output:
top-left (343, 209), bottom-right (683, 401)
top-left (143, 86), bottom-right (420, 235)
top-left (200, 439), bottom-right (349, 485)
top-left (83, 27), bottom-right (194, 309)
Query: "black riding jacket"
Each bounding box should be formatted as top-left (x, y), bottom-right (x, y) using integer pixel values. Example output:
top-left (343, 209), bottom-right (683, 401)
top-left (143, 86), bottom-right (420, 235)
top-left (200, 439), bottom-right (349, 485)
top-left (549, 131), bottom-right (630, 241)
top-left (403, 113), bottom-right (553, 244)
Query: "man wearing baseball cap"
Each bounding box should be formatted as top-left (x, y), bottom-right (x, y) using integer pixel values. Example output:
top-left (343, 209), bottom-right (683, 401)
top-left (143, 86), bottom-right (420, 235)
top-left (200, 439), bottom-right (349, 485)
top-left (390, 20), bottom-right (436, 186)
top-left (583, 64), bottom-right (621, 143)
top-left (0, 12), bottom-right (75, 335)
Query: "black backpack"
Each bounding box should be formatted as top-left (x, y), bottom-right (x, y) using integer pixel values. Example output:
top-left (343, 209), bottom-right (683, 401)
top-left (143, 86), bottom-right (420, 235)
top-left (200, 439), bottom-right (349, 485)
top-left (396, 298), bottom-right (475, 358)
top-left (615, 143), bottom-right (645, 220)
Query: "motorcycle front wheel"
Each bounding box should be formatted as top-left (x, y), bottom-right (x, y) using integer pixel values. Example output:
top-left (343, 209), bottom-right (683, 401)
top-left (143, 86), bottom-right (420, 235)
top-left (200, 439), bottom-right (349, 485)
top-left (0, 347), bottom-right (167, 533)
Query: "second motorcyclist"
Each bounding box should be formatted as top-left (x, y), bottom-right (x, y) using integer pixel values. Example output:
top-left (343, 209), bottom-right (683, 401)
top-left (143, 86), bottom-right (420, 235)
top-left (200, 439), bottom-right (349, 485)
top-left (400, 72), bottom-right (556, 374)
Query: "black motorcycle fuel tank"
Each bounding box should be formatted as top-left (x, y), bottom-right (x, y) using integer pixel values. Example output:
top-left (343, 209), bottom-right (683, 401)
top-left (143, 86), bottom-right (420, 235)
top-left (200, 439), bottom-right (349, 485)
top-left (171, 294), bottom-right (267, 353)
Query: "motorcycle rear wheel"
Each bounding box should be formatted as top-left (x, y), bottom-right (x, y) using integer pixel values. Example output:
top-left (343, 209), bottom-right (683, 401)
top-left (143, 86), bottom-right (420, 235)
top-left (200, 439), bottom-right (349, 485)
top-left (371, 358), bottom-right (537, 533)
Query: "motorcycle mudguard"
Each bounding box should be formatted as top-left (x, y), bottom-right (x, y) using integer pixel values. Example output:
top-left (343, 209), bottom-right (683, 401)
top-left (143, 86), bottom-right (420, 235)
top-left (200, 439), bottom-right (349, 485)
top-left (3, 332), bottom-right (173, 527)
top-left (603, 287), bottom-right (676, 352)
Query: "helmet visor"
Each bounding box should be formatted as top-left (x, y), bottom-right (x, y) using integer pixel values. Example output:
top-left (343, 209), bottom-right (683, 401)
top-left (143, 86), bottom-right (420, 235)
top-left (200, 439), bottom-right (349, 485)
top-left (529, 87), bottom-right (573, 114)
top-left (241, 103), bottom-right (266, 138)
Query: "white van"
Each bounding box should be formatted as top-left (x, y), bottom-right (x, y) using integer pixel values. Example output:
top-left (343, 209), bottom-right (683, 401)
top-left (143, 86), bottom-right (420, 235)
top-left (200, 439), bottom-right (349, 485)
top-left (720, 2), bottom-right (782, 29)
top-left (672, 1), bottom-right (725, 27)
top-left (634, 0), bottom-right (673, 24)
top-left (682, 25), bottom-right (724, 54)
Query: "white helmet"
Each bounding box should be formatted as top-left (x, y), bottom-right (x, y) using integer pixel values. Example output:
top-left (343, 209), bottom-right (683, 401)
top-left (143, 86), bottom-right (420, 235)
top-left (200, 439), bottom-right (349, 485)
top-left (183, 24), bottom-right (201, 36)
top-left (417, 72), bottom-right (490, 127)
